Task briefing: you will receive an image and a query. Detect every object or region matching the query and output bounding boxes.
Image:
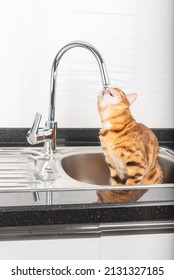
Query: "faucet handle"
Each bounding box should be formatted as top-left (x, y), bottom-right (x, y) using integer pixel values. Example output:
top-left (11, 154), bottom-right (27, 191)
top-left (27, 112), bottom-right (56, 152)
top-left (26, 112), bottom-right (42, 145)
top-left (31, 112), bottom-right (42, 135)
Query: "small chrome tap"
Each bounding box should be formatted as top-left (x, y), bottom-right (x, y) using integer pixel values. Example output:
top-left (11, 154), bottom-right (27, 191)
top-left (26, 41), bottom-right (110, 154)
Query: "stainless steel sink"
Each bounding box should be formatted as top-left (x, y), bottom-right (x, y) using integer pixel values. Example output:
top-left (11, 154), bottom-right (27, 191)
top-left (61, 147), bottom-right (174, 185)
top-left (0, 146), bottom-right (173, 206)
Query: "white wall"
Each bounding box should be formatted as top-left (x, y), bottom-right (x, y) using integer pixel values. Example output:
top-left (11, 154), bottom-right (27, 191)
top-left (0, 0), bottom-right (173, 128)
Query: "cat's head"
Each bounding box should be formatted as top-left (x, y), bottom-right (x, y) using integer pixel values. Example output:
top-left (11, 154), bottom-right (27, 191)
top-left (97, 87), bottom-right (137, 121)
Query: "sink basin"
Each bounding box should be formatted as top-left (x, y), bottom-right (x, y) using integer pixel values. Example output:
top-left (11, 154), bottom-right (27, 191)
top-left (61, 147), bottom-right (174, 185)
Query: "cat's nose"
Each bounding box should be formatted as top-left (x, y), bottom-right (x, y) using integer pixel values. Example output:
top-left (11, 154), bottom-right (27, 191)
top-left (103, 86), bottom-right (108, 90)
top-left (102, 87), bottom-right (109, 95)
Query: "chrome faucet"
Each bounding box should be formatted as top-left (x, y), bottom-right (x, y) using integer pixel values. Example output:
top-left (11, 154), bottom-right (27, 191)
top-left (26, 41), bottom-right (110, 154)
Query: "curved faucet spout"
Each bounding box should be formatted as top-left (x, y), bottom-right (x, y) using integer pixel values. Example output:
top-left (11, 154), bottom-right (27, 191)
top-left (27, 41), bottom-right (110, 154)
top-left (49, 41), bottom-right (110, 123)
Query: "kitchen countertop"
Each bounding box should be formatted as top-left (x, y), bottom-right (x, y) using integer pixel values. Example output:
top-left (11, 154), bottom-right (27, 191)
top-left (0, 128), bottom-right (174, 239)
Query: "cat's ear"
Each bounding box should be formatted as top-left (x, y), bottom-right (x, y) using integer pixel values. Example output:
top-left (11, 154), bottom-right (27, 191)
top-left (126, 93), bottom-right (137, 105)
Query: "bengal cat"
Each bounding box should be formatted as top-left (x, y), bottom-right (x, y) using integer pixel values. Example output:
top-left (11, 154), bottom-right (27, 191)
top-left (97, 87), bottom-right (163, 203)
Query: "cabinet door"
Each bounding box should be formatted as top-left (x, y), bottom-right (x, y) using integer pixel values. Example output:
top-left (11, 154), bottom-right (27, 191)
top-left (0, 237), bottom-right (101, 260)
top-left (100, 233), bottom-right (174, 259)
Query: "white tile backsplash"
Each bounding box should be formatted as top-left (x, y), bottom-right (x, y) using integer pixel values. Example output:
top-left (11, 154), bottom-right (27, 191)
top-left (130, 73), bottom-right (174, 128)
top-left (26, 0), bottom-right (137, 16)
top-left (133, 17), bottom-right (174, 74)
top-left (0, 69), bottom-right (24, 127)
top-left (0, 0), bottom-right (25, 69)
top-left (137, 0), bottom-right (174, 17)
top-left (23, 69), bottom-right (50, 127)
top-left (0, 0), bottom-right (173, 128)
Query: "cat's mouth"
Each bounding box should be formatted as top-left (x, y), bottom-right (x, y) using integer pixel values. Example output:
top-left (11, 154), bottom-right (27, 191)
top-left (102, 87), bottom-right (113, 97)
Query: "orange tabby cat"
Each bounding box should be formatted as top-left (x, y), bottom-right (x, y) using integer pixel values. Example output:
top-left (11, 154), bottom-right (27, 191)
top-left (97, 87), bottom-right (163, 203)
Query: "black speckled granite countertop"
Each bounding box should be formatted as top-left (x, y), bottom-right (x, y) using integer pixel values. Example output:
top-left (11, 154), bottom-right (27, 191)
top-left (0, 128), bottom-right (174, 149)
top-left (0, 128), bottom-right (174, 239)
